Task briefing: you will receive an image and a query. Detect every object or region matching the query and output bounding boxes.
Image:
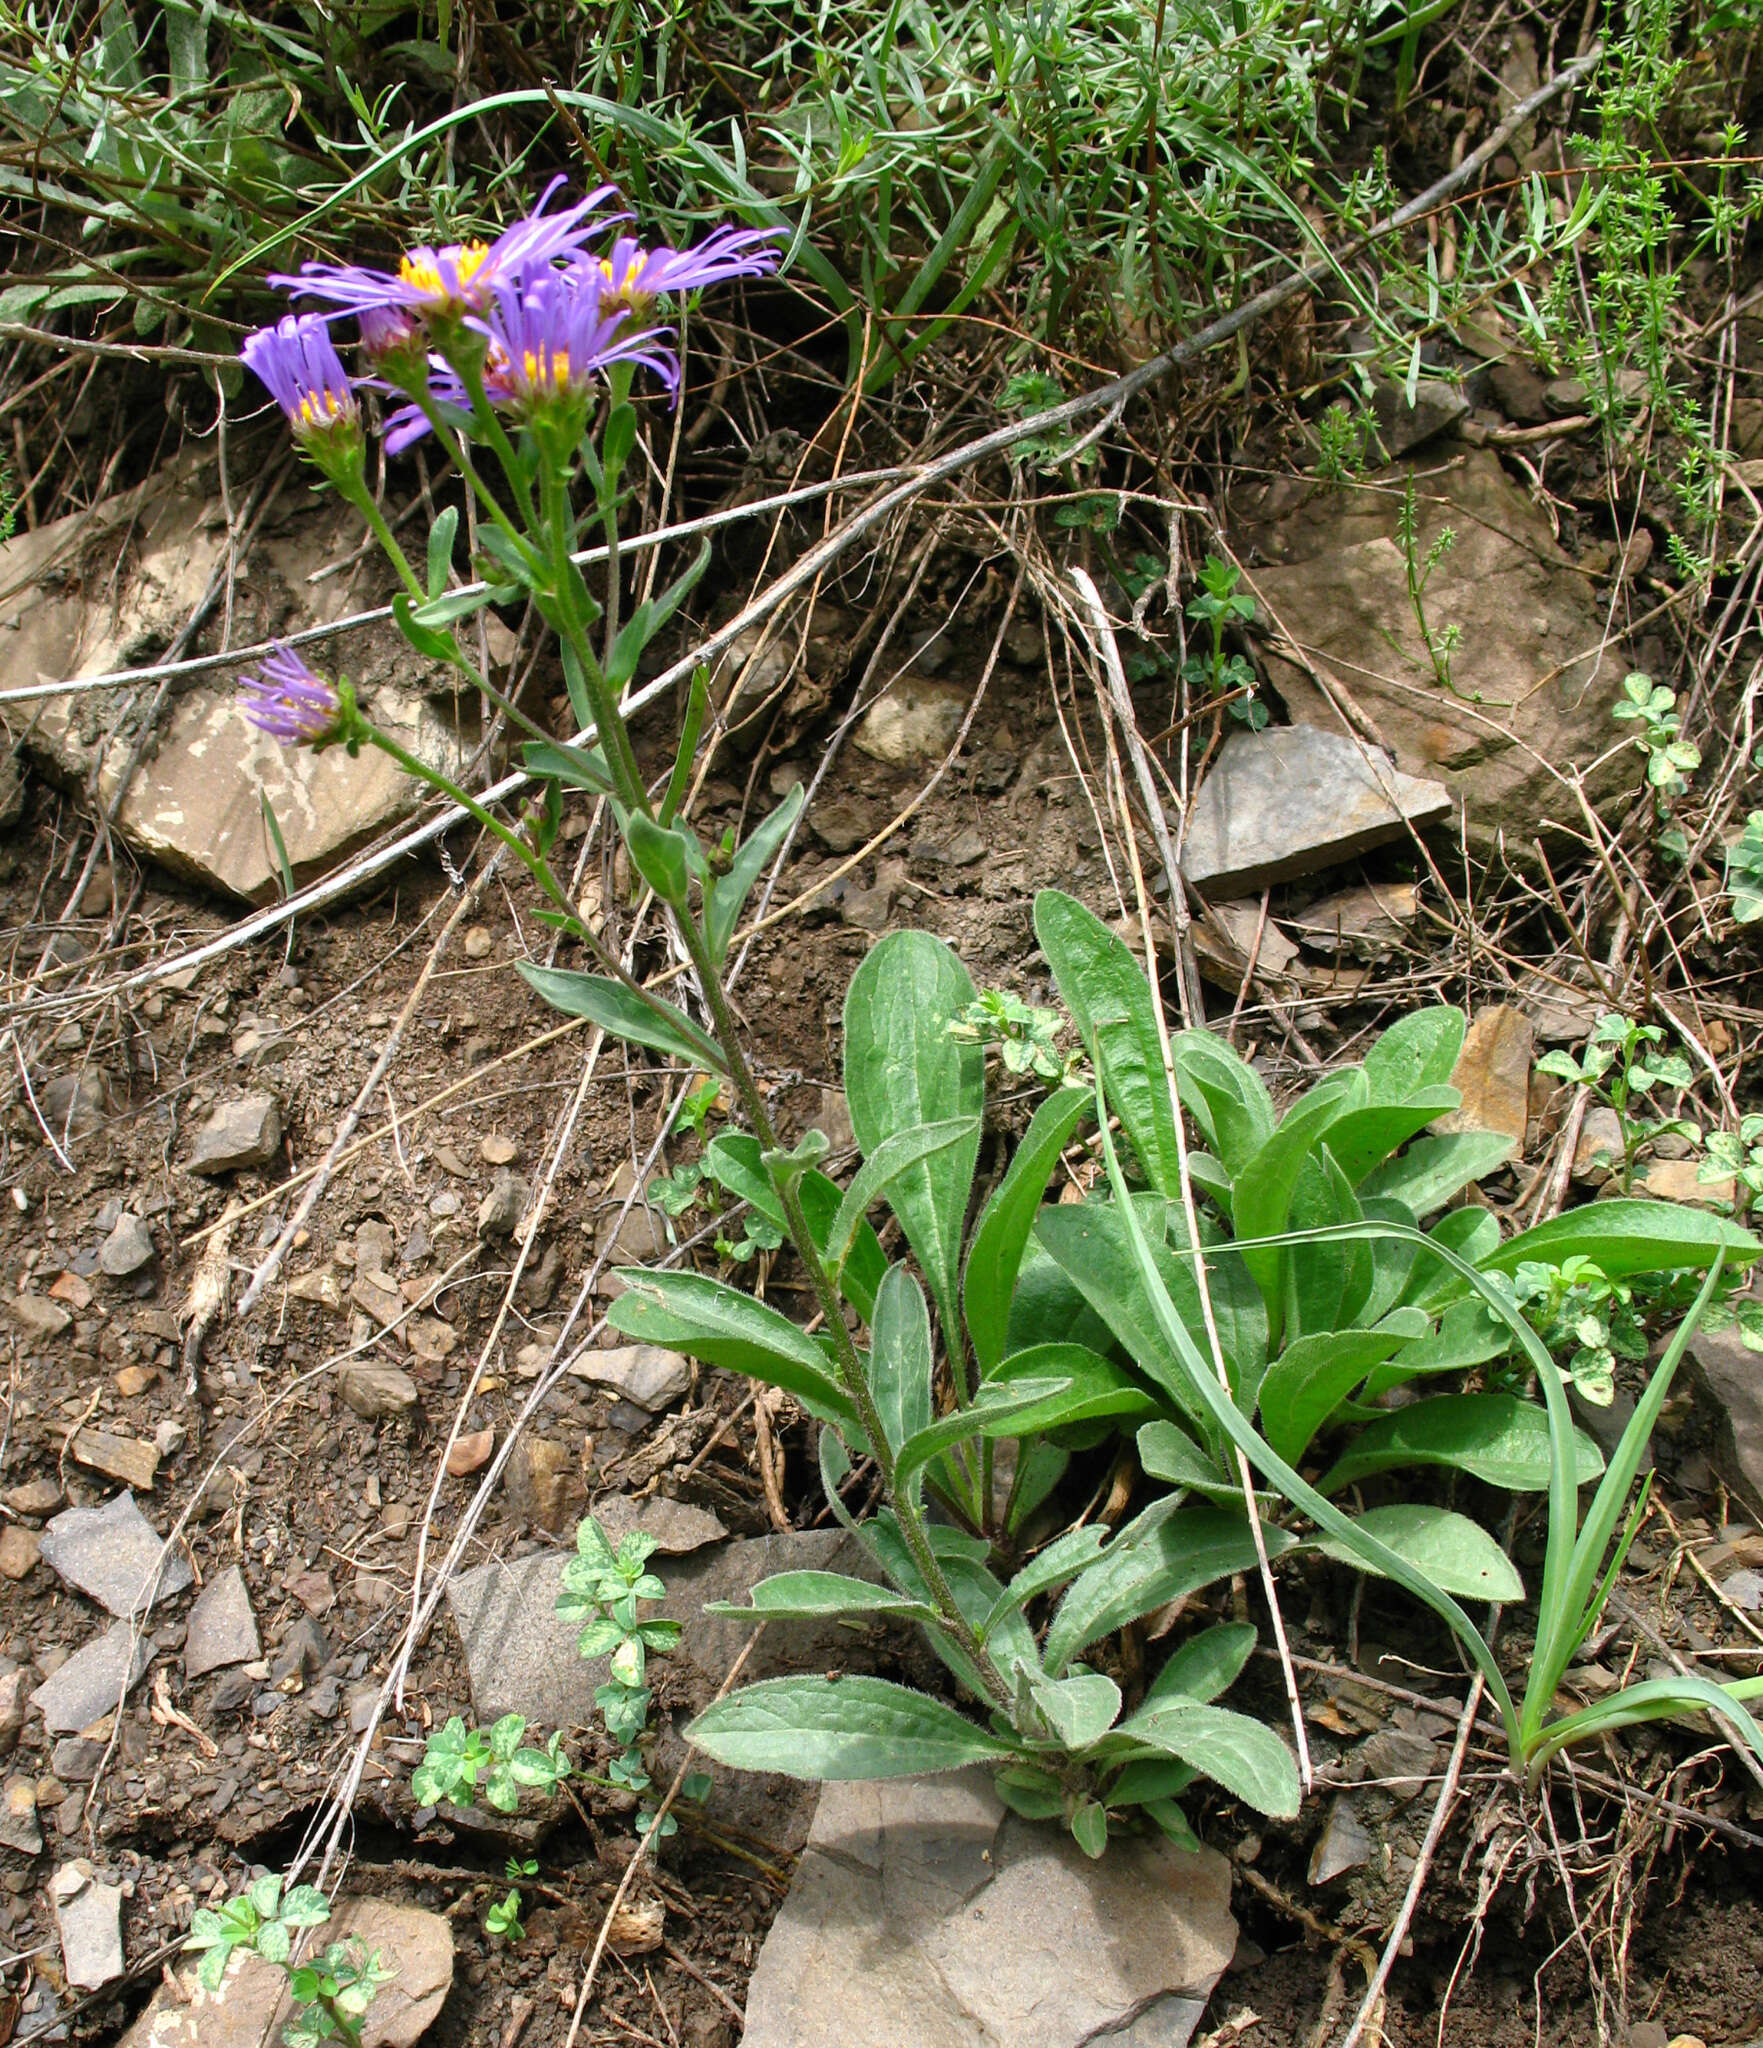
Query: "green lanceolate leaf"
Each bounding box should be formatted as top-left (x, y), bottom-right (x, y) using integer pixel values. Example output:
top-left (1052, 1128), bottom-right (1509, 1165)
top-left (685, 1675), bottom-right (1015, 1779)
top-left (826, 1118), bottom-right (981, 1280)
top-left (516, 963), bottom-right (727, 1074)
top-left (1134, 1421), bottom-right (1244, 1504)
top-left (1043, 1500), bottom-right (1289, 1675)
top-left (1170, 1030), bottom-right (1275, 1185)
top-left (521, 737), bottom-right (614, 794)
top-left (426, 504), bottom-right (459, 600)
top-left (1313, 1504), bottom-right (1523, 1602)
top-left (392, 591), bottom-right (461, 666)
top-left (623, 810), bottom-right (699, 906)
top-left (1322, 1092), bottom-right (1462, 1187)
top-left (703, 1571), bottom-right (937, 1624)
top-left (869, 1263), bottom-right (935, 1456)
top-left (1362, 1005), bottom-right (1466, 1101)
top-left (1142, 1622), bottom-right (1259, 1708)
top-left (1318, 1391), bottom-right (1602, 1494)
top-left (842, 930), bottom-right (983, 1336)
top-left (894, 1378), bottom-right (1074, 1494)
top-left (964, 1084), bottom-right (1090, 1375)
top-left (1034, 891), bottom-right (1182, 1196)
top-left (1232, 1070), bottom-right (1363, 1339)
top-left (607, 1270), bottom-right (858, 1431)
top-left (1034, 1196), bottom-right (1248, 1440)
top-left (1117, 1697), bottom-right (1300, 1818)
top-left (1470, 1200), bottom-right (1759, 1286)
top-left (705, 785), bottom-right (805, 964)
top-left (1256, 1318), bottom-right (1428, 1466)
top-left (986, 1343), bottom-right (1160, 1431)
top-left (1025, 1669), bottom-right (1122, 1749)
top-left (984, 1525), bottom-right (1111, 1641)
top-left (1358, 1130), bottom-right (1515, 1215)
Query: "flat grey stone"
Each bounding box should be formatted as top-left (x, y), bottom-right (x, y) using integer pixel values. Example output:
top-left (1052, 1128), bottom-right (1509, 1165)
top-left (1371, 375), bottom-right (1469, 457)
top-left (187, 1093), bottom-right (282, 1175)
top-left (0, 1668), bottom-right (32, 1758)
top-left (51, 1738), bottom-right (106, 1784)
top-left (39, 1492), bottom-right (191, 1617)
top-left (445, 1528), bottom-right (879, 1730)
top-left (184, 1566), bottom-right (259, 1678)
top-left (5, 1294), bottom-right (71, 1341)
top-left (1721, 1569), bottom-right (1763, 1612)
top-left (98, 1214), bottom-right (156, 1278)
top-left (1, 1777), bottom-right (41, 1854)
top-left (852, 674), bottom-right (967, 765)
top-left (1308, 1793), bottom-right (1375, 1884)
top-left (120, 1898), bottom-right (450, 2048)
top-left (569, 1344), bottom-right (691, 1412)
top-left (590, 1495), bottom-right (727, 1555)
top-left (1182, 725), bottom-right (1450, 896)
top-left (476, 1170), bottom-right (529, 1238)
top-left (1689, 1328), bottom-right (1763, 1520)
top-left (1240, 452), bottom-right (1634, 856)
top-left (338, 1360), bottom-right (419, 1421)
top-left (52, 1862), bottom-right (125, 1989)
top-left (30, 1624), bottom-right (154, 1733)
top-left (741, 1771), bottom-right (1235, 2048)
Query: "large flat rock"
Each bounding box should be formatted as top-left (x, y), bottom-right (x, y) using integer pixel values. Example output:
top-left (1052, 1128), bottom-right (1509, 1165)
top-left (38, 1491), bottom-right (191, 1617)
top-left (446, 1528), bottom-right (899, 1859)
top-left (121, 1898), bottom-right (451, 2048)
top-left (741, 1770), bottom-right (1236, 2048)
top-left (444, 1528), bottom-right (883, 1728)
top-left (1237, 451), bottom-right (1634, 855)
top-left (1181, 724), bottom-right (1450, 895)
top-left (4, 452), bottom-right (470, 903)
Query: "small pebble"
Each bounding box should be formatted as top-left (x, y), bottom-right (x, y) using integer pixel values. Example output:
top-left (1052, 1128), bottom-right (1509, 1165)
top-left (463, 927), bottom-right (493, 960)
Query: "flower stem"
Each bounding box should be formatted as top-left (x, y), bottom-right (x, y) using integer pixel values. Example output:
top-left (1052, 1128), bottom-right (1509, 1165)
top-left (677, 915), bottom-right (1013, 1710)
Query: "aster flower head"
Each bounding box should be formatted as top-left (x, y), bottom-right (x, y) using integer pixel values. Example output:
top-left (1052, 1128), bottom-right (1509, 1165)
top-left (594, 224), bottom-right (785, 315)
top-left (478, 264), bottom-right (681, 419)
top-left (238, 644), bottom-right (346, 748)
top-left (241, 314), bottom-right (360, 445)
top-left (269, 179), bottom-right (622, 325)
top-left (357, 303), bottom-right (430, 387)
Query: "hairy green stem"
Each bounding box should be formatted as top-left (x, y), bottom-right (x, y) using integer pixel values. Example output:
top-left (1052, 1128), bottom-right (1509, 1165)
top-left (678, 914), bottom-right (1014, 1710)
top-left (539, 455), bottom-right (648, 811)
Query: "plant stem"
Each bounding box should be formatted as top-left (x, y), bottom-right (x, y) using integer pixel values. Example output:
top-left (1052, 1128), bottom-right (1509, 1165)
top-left (344, 483), bottom-right (426, 604)
top-left (678, 916), bottom-right (1014, 1710)
top-left (538, 453), bottom-right (649, 811)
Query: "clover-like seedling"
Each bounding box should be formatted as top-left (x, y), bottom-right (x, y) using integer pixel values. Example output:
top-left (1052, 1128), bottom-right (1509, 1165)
top-left (282, 1942), bottom-right (398, 2048)
top-left (1538, 1013), bottom-right (1696, 1192)
top-left (557, 1517), bottom-right (683, 1822)
top-left (184, 1876), bottom-right (389, 2048)
top-left (948, 990), bottom-right (1077, 1085)
top-left (412, 1713), bottom-right (570, 1814)
top-left (185, 1874), bottom-right (334, 1990)
top-left (1613, 671), bottom-right (1700, 798)
top-left (1724, 811), bottom-right (1763, 924)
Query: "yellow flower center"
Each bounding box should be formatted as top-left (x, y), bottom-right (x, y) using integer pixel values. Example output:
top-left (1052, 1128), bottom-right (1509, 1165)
top-left (398, 240), bottom-right (493, 303)
top-left (296, 391), bottom-right (346, 428)
top-left (600, 252), bottom-right (653, 306)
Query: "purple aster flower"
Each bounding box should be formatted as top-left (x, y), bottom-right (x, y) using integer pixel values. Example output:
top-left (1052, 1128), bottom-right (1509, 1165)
top-left (270, 179), bottom-right (623, 322)
top-left (238, 644), bottom-right (342, 746)
top-left (593, 224), bottom-right (785, 312)
top-left (241, 314), bottom-right (359, 439)
top-left (478, 265), bottom-right (680, 414)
